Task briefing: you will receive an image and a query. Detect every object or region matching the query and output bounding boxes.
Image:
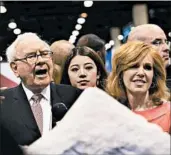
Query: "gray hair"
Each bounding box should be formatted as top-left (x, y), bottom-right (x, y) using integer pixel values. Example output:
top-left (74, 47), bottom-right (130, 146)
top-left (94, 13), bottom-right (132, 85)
top-left (6, 32), bottom-right (49, 63)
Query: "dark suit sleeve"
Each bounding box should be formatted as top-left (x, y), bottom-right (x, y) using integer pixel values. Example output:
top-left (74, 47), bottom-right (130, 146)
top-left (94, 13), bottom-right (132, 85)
top-left (0, 124), bottom-right (24, 155)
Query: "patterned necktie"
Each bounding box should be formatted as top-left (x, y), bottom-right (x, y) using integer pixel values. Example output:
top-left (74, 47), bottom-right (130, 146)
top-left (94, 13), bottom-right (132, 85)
top-left (31, 94), bottom-right (43, 134)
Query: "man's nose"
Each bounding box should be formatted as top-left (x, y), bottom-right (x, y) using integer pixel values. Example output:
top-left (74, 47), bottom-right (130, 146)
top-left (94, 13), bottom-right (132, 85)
top-left (162, 42), bottom-right (170, 53)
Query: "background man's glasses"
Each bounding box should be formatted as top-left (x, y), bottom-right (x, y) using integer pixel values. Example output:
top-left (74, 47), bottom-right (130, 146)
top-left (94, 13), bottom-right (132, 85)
top-left (14, 50), bottom-right (53, 64)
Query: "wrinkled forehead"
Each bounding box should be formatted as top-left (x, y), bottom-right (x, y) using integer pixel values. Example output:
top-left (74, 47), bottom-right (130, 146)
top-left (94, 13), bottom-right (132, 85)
top-left (15, 36), bottom-right (50, 55)
top-left (137, 27), bottom-right (167, 43)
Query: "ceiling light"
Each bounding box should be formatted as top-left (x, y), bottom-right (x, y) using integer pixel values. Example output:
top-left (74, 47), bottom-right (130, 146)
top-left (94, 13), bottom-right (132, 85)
top-left (8, 22), bottom-right (17, 29)
top-left (118, 35), bottom-right (124, 40)
top-left (0, 56), bottom-right (3, 61)
top-left (70, 35), bottom-right (76, 40)
top-left (72, 30), bottom-right (79, 36)
top-left (168, 32), bottom-right (171, 37)
top-left (109, 40), bottom-right (114, 46)
top-left (75, 24), bottom-right (82, 30)
top-left (0, 6), bottom-right (7, 13)
top-left (105, 43), bottom-right (111, 50)
top-left (80, 13), bottom-right (88, 18)
top-left (77, 18), bottom-right (86, 24)
top-left (13, 28), bottom-right (21, 35)
top-left (84, 1), bottom-right (93, 7)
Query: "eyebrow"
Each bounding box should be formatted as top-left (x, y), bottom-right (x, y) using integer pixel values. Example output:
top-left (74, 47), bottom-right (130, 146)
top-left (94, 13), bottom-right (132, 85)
top-left (70, 62), bottom-right (94, 68)
top-left (152, 38), bottom-right (167, 42)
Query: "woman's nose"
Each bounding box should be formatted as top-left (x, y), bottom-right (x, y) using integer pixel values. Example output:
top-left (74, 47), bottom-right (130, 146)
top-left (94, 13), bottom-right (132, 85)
top-left (78, 69), bottom-right (87, 77)
top-left (137, 67), bottom-right (145, 76)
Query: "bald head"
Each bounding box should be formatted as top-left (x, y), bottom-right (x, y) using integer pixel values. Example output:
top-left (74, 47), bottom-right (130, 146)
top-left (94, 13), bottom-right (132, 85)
top-left (127, 24), bottom-right (170, 67)
top-left (50, 40), bottom-right (75, 84)
top-left (128, 24), bottom-right (165, 42)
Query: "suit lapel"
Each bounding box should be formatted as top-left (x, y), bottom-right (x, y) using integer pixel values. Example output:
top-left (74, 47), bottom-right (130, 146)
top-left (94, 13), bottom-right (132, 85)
top-left (14, 84), bottom-right (41, 135)
top-left (50, 82), bottom-right (63, 127)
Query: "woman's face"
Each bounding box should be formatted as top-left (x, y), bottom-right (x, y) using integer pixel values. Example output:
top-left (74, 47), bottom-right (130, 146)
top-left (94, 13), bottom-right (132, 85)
top-left (68, 55), bottom-right (99, 90)
top-left (122, 55), bottom-right (154, 95)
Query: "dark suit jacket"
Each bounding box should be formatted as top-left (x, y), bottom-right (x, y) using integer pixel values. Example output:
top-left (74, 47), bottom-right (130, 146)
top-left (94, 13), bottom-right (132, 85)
top-left (0, 83), bottom-right (82, 146)
top-left (0, 123), bottom-right (24, 155)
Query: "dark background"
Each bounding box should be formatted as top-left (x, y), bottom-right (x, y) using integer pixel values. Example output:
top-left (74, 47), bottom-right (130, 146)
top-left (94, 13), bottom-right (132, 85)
top-left (0, 1), bottom-right (171, 61)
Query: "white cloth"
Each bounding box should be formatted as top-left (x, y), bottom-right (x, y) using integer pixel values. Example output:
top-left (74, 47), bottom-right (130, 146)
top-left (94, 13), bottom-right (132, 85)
top-left (22, 83), bottom-right (52, 135)
top-left (26, 87), bottom-right (170, 155)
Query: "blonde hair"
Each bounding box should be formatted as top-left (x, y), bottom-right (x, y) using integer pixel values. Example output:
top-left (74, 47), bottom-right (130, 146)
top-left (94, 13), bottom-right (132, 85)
top-left (106, 41), bottom-right (170, 104)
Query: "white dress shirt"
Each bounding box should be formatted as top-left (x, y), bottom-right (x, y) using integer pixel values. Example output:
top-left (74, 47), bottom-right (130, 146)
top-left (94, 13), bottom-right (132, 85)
top-left (22, 83), bottom-right (52, 135)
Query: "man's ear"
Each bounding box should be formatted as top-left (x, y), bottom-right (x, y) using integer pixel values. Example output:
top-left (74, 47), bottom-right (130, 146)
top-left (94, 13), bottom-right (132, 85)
top-left (10, 62), bottom-right (19, 77)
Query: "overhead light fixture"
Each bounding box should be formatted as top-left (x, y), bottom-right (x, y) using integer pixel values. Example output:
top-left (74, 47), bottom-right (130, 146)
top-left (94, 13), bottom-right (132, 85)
top-left (8, 22), bottom-right (17, 29)
top-left (77, 18), bottom-right (86, 24)
top-left (80, 13), bottom-right (88, 18)
top-left (72, 30), bottom-right (79, 36)
top-left (13, 28), bottom-right (21, 35)
top-left (0, 6), bottom-right (7, 13)
top-left (109, 40), bottom-right (114, 46)
top-left (75, 24), bottom-right (82, 30)
top-left (70, 35), bottom-right (77, 41)
top-left (84, 1), bottom-right (93, 7)
top-left (168, 32), bottom-right (171, 37)
top-left (118, 35), bottom-right (124, 41)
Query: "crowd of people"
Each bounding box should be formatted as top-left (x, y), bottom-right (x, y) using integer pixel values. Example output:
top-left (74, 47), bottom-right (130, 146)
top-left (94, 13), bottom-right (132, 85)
top-left (0, 23), bottom-right (170, 155)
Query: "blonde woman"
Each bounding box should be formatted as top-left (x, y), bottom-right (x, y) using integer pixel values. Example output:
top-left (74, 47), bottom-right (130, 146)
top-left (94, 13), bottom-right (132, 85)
top-left (106, 41), bottom-right (170, 133)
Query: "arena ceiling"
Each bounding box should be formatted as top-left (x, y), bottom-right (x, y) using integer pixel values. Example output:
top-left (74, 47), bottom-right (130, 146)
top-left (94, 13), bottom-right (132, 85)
top-left (0, 1), bottom-right (171, 61)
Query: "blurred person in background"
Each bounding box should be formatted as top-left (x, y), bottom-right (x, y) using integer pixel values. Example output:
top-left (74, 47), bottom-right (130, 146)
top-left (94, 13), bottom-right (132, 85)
top-left (50, 40), bottom-right (74, 84)
top-left (1, 33), bottom-right (82, 146)
top-left (61, 46), bottom-right (108, 90)
top-left (127, 24), bottom-right (171, 89)
top-left (106, 41), bottom-right (170, 133)
top-left (77, 34), bottom-right (106, 64)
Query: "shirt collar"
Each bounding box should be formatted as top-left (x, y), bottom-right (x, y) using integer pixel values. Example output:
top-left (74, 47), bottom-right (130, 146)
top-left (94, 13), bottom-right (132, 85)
top-left (22, 83), bottom-right (50, 102)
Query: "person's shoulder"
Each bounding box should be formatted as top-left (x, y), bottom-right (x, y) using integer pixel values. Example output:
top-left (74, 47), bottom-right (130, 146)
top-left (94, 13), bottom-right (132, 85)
top-left (51, 83), bottom-right (83, 94)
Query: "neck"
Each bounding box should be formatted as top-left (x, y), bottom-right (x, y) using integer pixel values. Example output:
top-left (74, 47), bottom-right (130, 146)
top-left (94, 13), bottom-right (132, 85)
top-left (127, 91), bottom-right (152, 110)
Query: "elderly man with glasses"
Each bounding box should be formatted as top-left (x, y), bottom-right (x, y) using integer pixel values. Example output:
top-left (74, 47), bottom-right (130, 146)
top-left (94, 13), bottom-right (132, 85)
top-left (0, 33), bottom-right (82, 146)
top-left (127, 24), bottom-right (171, 89)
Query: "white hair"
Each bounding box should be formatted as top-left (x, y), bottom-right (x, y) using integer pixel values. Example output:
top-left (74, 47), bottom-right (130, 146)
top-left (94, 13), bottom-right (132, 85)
top-left (6, 32), bottom-right (49, 63)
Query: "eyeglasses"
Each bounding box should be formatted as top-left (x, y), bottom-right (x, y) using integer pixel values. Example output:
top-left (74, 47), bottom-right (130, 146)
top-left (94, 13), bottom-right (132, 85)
top-left (14, 50), bottom-right (53, 64)
top-left (151, 39), bottom-right (170, 47)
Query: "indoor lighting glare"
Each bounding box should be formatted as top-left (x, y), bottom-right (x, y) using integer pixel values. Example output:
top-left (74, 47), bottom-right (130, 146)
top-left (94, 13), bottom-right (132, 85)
top-left (0, 6), bottom-right (7, 13)
top-left (8, 22), bottom-right (17, 29)
top-left (72, 30), bottom-right (79, 36)
top-left (13, 28), bottom-right (21, 35)
top-left (84, 1), bottom-right (93, 7)
top-left (118, 35), bottom-right (124, 40)
top-left (75, 24), bottom-right (82, 30)
top-left (105, 43), bottom-right (111, 50)
top-left (109, 40), bottom-right (114, 46)
top-left (69, 39), bottom-right (76, 44)
top-left (80, 12), bottom-right (88, 18)
top-left (168, 32), bottom-right (171, 37)
top-left (77, 18), bottom-right (86, 24)
top-left (70, 35), bottom-right (77, 41)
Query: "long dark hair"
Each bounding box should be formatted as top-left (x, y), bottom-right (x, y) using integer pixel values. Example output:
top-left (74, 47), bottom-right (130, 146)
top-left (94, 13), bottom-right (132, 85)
top-left (61, 46), bottom-right (108, 90)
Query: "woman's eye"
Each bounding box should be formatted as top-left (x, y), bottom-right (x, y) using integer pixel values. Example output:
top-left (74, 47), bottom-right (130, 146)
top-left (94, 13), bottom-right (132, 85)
top-left (144, 64), bottom-right (152, 70)
top-left (85, 66), bottom-right (93, 70)
top-left (130, 64), bottom-right (139, 69)
top-left (71, 68), bottom-right (78, 72)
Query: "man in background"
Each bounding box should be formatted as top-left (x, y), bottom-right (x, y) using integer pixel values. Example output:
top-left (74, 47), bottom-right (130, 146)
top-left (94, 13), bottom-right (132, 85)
top-left (50, 40), bottom-right (74, 84)
top-left (77, 34), bottom-right (106, 64)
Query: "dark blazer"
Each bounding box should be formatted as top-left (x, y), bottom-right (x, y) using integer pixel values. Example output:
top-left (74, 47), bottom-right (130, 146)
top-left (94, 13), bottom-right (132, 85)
top-left (0, 83), bottom-right (82, 146)
top-left (0, 123), bottom-right (24, 155)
